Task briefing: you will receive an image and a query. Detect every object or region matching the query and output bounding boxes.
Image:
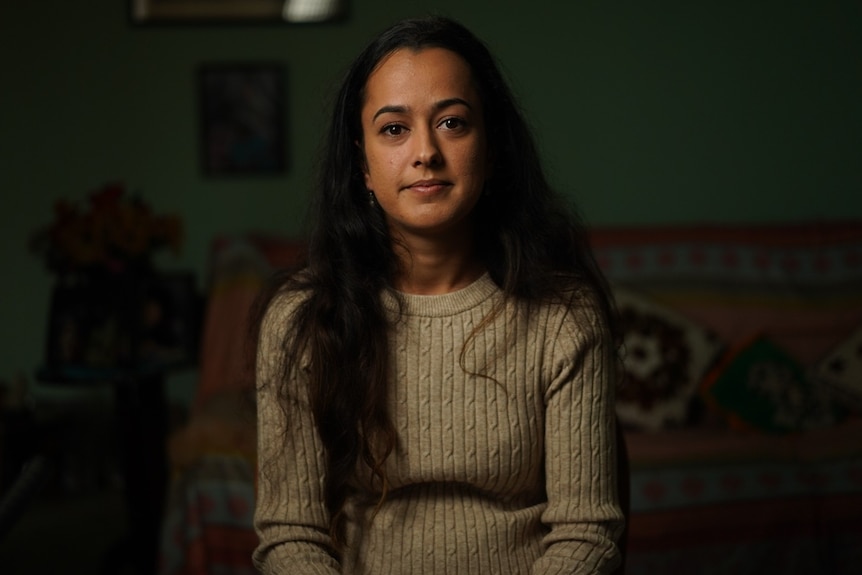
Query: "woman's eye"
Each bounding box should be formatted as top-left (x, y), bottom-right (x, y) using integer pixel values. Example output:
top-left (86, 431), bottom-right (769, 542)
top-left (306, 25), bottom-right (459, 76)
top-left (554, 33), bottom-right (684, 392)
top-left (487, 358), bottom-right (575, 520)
top-left (440, 117), bottom-right (465, 130)
top-left (382, 124), bottom-right (405, 136)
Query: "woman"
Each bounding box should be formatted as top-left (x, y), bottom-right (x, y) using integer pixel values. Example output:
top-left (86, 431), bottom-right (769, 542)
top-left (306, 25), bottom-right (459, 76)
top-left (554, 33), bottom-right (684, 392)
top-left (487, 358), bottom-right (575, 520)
top-left (252, 15), bottom-right (624, 574)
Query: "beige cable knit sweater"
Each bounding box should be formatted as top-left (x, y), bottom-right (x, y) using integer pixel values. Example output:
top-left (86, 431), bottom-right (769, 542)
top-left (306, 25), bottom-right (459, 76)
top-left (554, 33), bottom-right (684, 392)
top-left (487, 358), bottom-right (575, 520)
top-left (253, 273), bottom-right (623, 574)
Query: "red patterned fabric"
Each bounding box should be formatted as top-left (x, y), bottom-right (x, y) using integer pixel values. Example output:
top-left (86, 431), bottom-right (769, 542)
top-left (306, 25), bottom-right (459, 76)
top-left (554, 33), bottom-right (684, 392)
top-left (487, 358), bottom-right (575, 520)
top-left (589, 221), bottom-right (862, 573)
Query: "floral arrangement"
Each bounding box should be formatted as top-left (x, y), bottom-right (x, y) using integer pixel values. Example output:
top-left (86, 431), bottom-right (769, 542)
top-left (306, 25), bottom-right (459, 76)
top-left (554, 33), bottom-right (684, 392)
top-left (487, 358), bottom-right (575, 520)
top-left (31, 182), bottom-right (183, 277)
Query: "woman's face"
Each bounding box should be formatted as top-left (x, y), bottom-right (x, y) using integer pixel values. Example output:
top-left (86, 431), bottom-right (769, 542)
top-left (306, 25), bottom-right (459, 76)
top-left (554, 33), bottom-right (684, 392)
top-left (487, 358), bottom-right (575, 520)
top-left (359, 47), bottom-right (490, 243)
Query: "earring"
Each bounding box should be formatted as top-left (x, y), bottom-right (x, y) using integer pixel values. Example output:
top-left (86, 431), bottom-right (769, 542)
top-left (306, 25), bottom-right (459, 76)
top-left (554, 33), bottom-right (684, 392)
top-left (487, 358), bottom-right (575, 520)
top-left (368, 190), bottom-right (376, 207)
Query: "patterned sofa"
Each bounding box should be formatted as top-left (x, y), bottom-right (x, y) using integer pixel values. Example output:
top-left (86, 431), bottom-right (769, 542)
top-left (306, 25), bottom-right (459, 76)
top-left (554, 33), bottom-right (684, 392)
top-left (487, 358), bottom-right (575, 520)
top-left (592, 222), bottom-right (862, 574)
top-left (158, 221), bottom-right (862, 575)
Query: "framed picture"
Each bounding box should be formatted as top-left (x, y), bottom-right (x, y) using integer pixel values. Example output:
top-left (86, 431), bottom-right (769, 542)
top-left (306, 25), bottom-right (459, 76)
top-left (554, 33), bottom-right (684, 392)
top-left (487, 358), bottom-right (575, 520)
top-left (198, 63), bottom-right (286, 176)
top-left (130, 0), bottom-right (347, 25)
top-left (44, 273), bottom-right (202, 372)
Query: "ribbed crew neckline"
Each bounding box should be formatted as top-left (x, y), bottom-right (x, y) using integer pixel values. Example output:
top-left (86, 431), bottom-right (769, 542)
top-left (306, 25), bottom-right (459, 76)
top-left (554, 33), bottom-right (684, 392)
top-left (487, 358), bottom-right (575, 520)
top-left (382, 272), bottom-right (500, 317)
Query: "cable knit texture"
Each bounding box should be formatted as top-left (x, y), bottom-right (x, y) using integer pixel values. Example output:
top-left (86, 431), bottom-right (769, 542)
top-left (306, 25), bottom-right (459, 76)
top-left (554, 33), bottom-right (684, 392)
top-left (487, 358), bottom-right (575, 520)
top-left (254, 273), bottom-right (623, 574)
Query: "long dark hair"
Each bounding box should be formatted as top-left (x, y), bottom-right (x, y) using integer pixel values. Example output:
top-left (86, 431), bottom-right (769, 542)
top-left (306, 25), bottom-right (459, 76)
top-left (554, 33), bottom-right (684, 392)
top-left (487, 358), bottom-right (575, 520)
top-left (252, 15), bottom-right (616, 548)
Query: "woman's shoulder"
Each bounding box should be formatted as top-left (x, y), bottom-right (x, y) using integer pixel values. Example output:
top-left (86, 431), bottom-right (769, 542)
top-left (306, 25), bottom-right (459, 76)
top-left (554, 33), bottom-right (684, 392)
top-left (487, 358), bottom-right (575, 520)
top-left (259, 271), bottom-right (314, 339)
top-left (263, 286), bottom-right (304, 321)
top-left (536, 280), bottom-right (612, 342)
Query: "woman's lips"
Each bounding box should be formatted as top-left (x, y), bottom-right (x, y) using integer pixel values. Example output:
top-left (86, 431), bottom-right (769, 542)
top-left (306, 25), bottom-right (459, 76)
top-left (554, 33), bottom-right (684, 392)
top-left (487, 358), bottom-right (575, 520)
top-left (405, 179), bottom-right (451, 193)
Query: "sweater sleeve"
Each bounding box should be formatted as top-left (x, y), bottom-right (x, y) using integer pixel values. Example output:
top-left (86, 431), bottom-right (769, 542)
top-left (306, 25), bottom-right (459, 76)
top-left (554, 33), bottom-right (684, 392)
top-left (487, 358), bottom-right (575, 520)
top-left (252, 294), bottom-right (342, 575)
top-left (532, 302), bottom-right (625, 575)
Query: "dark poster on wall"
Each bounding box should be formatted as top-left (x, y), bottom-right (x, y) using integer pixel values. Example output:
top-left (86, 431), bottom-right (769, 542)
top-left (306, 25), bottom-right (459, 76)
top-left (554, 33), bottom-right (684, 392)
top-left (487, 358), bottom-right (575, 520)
top-left (198, 63), bottom-right (286, 176)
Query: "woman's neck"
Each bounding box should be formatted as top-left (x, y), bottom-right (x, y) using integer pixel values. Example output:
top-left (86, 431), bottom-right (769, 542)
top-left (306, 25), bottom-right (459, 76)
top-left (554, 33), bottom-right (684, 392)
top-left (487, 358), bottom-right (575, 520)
top-left (391, 232), bottom-right (485, 295)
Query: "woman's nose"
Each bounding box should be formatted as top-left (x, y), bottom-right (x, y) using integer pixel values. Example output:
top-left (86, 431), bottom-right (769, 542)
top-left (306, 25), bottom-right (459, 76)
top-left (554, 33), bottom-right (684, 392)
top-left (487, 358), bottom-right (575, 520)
top-left (412, 127), bottom-right (442, 168)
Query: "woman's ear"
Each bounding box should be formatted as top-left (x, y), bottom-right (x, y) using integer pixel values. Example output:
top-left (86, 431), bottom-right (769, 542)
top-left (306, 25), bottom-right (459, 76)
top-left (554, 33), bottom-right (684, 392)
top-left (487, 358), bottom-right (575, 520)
top-left (355, 140), bottom-right (372, 190)
top-left (485, 146), bottom-right (494, 179)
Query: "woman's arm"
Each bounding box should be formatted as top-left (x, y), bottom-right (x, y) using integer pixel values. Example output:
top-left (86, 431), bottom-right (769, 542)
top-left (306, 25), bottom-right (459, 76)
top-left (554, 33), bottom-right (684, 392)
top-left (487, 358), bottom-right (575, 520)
top-left (533, 303), bottom-right (625, 575)
top-left (253, 295), bottom-right (341, 575)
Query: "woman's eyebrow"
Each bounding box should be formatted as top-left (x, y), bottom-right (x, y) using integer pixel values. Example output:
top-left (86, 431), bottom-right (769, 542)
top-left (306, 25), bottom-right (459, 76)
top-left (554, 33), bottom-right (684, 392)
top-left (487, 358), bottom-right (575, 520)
top-left (372, 98), bottom-right (473, 122)
top-left (433, 97), bottom-right (472, 112)
top-left (372, 105), bottom-right (408, 121)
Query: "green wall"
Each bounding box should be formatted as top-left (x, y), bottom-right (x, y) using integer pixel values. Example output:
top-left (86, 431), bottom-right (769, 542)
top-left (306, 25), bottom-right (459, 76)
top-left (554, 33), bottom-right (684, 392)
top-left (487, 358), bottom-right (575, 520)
top-left (2, 1), bottom-right (860, 403)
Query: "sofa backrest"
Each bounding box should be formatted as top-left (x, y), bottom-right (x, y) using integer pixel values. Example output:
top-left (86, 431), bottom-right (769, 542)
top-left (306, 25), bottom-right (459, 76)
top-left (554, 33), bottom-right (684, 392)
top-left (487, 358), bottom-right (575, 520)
top-left (592, 221), bottom-right (862, 431)
top-left (591, 221), bottom-right (862, 362)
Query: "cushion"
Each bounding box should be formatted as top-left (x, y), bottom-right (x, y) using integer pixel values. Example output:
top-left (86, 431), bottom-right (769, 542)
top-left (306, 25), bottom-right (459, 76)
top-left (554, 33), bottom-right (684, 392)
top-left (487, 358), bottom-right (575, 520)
top-left (702, 336), bottom-right (844, 433)
top-left (812, 324), bottom-right (862, 414)
top-left (613, 286), bottom-right (724, 431)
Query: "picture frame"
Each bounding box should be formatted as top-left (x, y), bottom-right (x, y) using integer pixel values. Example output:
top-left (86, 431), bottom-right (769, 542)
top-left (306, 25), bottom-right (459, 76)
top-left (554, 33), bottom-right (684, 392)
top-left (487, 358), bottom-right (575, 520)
top-left (130, 0), bottom-right (348, 25)
top-left (44, 272), bottom-right (201, 372)
top-left (198, 62), bottom-right (286, 176)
